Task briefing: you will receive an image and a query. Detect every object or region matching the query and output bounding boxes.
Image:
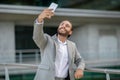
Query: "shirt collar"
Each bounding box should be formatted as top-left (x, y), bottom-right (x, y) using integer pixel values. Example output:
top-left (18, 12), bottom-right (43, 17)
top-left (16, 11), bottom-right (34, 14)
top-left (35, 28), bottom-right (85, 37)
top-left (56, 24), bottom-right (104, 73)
top-left (57, 38), bottom-right (67, 45)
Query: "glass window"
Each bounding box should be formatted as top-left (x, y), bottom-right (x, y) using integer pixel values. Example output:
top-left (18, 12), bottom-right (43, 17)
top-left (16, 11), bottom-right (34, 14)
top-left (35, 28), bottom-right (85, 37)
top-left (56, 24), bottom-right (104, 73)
top-left (15, 25), bottom-right (57, 49)
top-left (0, 0), bottom-right (120, 11)
top-left (0, 0), bottom-right (57, 6)
top-left (15, 25), bottom-right (57, 63)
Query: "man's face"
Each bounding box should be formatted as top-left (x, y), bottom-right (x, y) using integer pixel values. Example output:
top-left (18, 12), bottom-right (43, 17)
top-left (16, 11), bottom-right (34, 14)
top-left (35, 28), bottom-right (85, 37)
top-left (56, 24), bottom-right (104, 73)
top-left (57, 20), bottom-right (72, 37)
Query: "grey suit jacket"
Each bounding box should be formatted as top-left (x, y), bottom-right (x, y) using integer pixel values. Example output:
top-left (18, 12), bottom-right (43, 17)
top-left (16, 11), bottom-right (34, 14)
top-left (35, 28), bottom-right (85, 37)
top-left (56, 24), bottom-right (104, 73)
top-left (33, 22), bottom-right (85, 80)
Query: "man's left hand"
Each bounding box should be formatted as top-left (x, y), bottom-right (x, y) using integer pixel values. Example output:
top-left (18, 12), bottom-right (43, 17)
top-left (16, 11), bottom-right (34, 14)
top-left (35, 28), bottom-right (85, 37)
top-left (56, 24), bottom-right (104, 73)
top-left (74, 69), bottom-right (84, 79)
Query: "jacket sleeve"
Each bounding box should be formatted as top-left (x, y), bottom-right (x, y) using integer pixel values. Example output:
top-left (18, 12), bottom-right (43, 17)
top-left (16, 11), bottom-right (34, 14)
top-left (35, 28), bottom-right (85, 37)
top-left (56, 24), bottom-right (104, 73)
top-left (74, 44), bottom-right (85, 71)
top-left (32, 22), bottom-right (47, 52)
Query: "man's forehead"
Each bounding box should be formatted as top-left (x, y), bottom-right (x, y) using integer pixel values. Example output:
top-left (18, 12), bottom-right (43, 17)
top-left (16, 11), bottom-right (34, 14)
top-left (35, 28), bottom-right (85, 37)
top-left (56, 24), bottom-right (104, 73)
top-left (61, 20), bottom-right (72, 26)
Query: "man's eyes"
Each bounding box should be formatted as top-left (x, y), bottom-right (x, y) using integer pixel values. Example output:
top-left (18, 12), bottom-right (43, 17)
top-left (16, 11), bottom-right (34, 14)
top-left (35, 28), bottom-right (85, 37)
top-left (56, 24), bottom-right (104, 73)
top-left (66, 24), bottom-right (70, 28)
top-left (61, 23), bottom-right (70, 28)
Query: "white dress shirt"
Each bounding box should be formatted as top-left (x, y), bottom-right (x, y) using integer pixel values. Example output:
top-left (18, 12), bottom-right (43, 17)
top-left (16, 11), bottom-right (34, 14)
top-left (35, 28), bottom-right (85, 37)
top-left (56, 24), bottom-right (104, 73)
top-left (55, 38), bottom-right (69, 78)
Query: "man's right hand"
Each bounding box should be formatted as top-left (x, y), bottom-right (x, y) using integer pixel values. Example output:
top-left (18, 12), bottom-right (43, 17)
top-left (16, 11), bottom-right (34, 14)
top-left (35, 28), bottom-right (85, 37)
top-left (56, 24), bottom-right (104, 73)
top-left (37, 9), bottom-right (54, 23)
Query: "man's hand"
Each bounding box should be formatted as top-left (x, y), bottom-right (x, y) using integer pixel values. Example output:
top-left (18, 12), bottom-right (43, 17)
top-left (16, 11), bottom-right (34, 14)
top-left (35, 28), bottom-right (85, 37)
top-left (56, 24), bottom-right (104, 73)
top-left (74, 69), bottom-right (84, 79)
top-left (37, 9), bottom-right (54, 23)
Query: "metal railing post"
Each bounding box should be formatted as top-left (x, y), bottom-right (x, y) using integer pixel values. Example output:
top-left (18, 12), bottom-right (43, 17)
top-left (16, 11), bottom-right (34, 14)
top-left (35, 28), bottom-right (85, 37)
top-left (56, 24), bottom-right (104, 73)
top-left (19, 50), bottom-right (22, 63)
top-left (35, 50), bottom-right (39, 63)
top-left (104, 69), bottom-right (110, 80)
top-left (106, 73), bottom-right (110, 80)
top-left (5, 66), bottom-right (10, 80)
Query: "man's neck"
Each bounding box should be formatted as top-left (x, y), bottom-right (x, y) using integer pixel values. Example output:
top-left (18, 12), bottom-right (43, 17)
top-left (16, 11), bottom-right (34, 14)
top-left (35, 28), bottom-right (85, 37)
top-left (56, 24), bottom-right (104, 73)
top-left (58, 35), bottom-right (67, 43)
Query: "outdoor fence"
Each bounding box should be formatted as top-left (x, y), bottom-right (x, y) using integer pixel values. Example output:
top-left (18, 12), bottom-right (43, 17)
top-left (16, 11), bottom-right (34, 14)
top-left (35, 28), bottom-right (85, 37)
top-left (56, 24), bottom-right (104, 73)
top-left (0, 49), bottom-right (120, 80)
top-left (0, 63), bottom-right (120, 80)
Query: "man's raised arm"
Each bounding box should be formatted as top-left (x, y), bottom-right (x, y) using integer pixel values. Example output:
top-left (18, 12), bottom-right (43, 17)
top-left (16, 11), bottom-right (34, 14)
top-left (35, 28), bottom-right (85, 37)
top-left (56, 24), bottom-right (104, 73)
top-left (33, 9), bottom-right (54, 50)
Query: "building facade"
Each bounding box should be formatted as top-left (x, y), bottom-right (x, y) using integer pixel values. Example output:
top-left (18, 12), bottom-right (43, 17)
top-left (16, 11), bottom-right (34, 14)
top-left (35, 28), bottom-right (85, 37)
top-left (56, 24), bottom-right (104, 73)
top-left (0, 3), bottom-right (120, 80)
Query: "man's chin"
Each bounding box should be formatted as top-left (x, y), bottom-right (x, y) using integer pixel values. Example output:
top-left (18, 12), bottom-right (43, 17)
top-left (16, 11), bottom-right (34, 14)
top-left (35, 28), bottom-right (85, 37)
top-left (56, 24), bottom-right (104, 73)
top-left (58, 33), bottom-right (68, 37)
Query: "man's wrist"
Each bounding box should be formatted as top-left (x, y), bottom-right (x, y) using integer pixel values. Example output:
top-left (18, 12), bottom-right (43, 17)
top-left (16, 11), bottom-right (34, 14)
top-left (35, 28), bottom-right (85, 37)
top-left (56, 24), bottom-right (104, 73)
top-left (76, 69), bottom-right (83, 72)
top-left (37, 17), bottom-right (43, 23)
top-left (35, 19), bottom-right (44, 24)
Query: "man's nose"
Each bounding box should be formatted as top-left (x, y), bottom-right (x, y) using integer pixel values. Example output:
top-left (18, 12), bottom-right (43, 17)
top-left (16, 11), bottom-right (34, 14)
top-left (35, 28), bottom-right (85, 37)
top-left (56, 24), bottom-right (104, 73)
top-left (62, 24), bottom-right (66, 28)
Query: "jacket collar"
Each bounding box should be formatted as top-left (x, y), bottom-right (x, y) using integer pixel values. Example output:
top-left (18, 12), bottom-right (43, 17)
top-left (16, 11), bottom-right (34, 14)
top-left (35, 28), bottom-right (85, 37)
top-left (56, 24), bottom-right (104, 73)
top-left (52, 34), bottom-right (67, 44)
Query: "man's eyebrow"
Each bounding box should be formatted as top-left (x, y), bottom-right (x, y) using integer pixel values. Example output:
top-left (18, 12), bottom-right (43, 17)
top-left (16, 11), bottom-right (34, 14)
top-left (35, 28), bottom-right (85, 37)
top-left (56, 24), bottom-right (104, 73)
top-left (66, 24), bottom-right (70, 26)
top-left (60, 22), bottom-right (64, 24)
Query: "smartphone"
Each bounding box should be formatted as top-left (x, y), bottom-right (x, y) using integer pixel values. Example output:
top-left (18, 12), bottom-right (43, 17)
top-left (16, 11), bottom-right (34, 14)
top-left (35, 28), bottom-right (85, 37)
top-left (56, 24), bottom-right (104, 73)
top-left (48, 2), bottom-right (58, 12)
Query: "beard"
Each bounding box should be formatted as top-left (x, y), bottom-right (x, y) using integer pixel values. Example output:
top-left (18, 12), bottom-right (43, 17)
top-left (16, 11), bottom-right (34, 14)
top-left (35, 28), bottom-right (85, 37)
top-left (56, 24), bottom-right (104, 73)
top-left (57, 28), bottom-right (70, 37)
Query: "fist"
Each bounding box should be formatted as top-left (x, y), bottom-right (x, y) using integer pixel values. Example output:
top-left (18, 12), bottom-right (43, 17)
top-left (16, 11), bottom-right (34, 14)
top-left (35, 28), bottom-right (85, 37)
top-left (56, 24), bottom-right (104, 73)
top-left (38, 9), bottom-right (54, 23)
top-left (74, 69), bottom-right (84, 79)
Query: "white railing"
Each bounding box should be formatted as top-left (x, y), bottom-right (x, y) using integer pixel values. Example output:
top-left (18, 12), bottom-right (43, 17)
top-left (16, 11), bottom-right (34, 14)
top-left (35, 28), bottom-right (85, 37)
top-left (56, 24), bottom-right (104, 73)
top-left (15, 49), bottom-right (120, 65)
top-left (16, 49), bottom-right (40, 63)
top-left (0, 49), bottom-right (120, 80)
top-left (0, 63), bottom-right (120, 80)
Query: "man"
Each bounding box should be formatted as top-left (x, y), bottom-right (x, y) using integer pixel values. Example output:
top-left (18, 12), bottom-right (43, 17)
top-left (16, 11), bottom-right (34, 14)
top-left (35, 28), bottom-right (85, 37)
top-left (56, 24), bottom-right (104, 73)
top-left (33, 9), bottom-right (85, 80)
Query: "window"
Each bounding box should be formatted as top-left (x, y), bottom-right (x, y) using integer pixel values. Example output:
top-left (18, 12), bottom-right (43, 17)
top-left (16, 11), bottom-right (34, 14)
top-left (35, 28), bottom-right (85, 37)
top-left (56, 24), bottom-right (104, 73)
top-left (15, 25), bottom-right (57, 63)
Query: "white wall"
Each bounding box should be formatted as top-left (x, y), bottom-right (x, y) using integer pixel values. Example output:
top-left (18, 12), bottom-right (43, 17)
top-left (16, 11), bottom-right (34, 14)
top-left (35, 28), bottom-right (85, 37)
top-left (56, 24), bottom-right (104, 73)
top-left (69, 26), bottom-right (89, 60)
top-left (70, 23), bottom-right (120, 67)
top-left (0, 22), bottom-right (15, 63)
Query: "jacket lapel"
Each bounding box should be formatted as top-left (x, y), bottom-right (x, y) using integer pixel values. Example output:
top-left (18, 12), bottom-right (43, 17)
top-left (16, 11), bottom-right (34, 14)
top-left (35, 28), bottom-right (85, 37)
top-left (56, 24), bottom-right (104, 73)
top-left (67, 40), bottom-right (73, 65)
top-left (52, 34), bottom-right (58, 62)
